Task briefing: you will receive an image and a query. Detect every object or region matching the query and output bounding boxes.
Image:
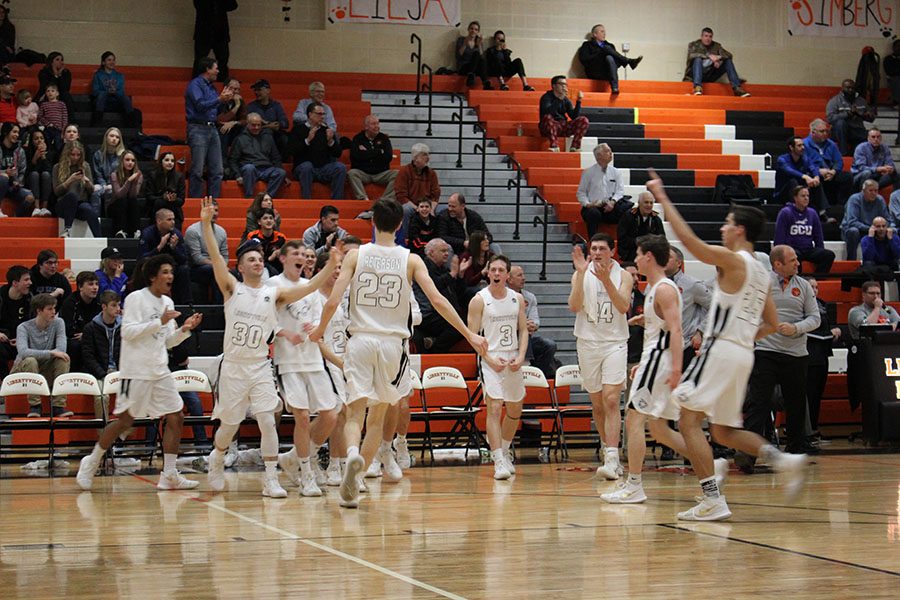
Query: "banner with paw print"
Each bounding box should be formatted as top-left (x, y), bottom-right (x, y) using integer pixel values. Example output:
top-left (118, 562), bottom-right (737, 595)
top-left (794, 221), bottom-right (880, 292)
top-left (788, 0), bottom-right (896, 37)
top-left (327, 0), bottom-right (460, 26)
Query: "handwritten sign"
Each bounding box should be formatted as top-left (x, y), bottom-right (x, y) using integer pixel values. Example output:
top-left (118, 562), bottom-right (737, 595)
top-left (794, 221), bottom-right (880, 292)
top-left (788, 0), bottom-right (896, 37)
top-left (327, 0), bottom-right (460, 26)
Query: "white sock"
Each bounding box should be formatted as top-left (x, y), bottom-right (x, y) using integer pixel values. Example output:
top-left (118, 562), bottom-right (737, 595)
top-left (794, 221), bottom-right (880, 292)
top-left (328, 457), bottom-right (339, 468)
top-left (348, 446), bottom-right (359, 459)
top-left (491, 448), bottom-right (504, 463)
top-left (339, 458), bottom-right (347, 468)
top-left (397, 434), bottom-right (406, 441)
top-left (163, 453), bottom-right (176, 472)
top-left (299, 457), bottom-right (310, 474)
top-left (627, 473), bottom-right (642, 485)
top-left (287, 447), bottom-right (298, 460)
top-left (605, 447), bottom-right (619, 462)
top-left (380, 440), bottom-right (393, 453)
top-left (265, 460), bottom-right (277, 478)
top-left (91, 443), bottom-right (104, 460)
top-left (501, 439), bottom-right (511, 451)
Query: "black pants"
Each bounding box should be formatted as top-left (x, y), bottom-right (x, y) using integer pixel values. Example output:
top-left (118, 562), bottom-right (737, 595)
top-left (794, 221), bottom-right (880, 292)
top-left (527, 334), bottom-right (559, 379)
top-left (172, 263), bottom-right (193, 305)
top-left (458, 55), bottom-right (488, 84)
top-left (488, 58), bottom-right (527, 80)
top-left (108, 196), bottom-right (142, 235)
top-left (581, 201), bottom-right (632, 238)
top-left (822, 170), bottom-right (853, 207)
top-left (743, 351), bottom-right (809, 452)
top-left (806, 363), bottom-right (828, 432)
top-left (413, 312), bottom-right (463, 353)
top-left (0, 340), bottom-right (16, 378)
top-left (796, 246), bottom-right (836, 274)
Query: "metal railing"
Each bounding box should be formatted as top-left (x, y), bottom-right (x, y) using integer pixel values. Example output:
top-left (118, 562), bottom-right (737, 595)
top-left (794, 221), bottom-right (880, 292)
top-left (449, 93), bottom-right (466, 168)
top-left (532, 190), bottom-right (552, 281)
top-left (419, 63), bottom-right (434, 136)
top-left (472, 122), bottom-right (487, 202)
top-left (409, 34), bottom-right (422, 105)
top-left (506, 156), bottom-right (525, 239)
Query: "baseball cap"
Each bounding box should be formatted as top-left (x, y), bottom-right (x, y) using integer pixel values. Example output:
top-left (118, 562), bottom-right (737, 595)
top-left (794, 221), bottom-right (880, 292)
top-left (0, 73), bottom-right (17, 85)
top-left (251, 79), bottom-right (270, 90)
top-left (101, 247), bottom-right (123, 260)
top-left (236, 238), bottom-right (263, 259)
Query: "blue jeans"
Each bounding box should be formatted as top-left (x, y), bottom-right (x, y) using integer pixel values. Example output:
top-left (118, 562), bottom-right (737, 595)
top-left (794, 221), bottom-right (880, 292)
top-left (842, 226), bottom-right (868, 260)
top-left (240, 164), bottom-right (286, 198)
top-left (0, 176), bottom-right (34, 216)
top-left (94, 92), bottom-right (133, 114)
top-left (293, 161), bottom-right (346, 200)
top-left (57, 191), bottom-right (101, 236)
top-left (852, 168), bottom-right (900, 190)
top-left (187, 123), bottom-right (223, 198)
top-left (691, 57), bottom-right (741, 88)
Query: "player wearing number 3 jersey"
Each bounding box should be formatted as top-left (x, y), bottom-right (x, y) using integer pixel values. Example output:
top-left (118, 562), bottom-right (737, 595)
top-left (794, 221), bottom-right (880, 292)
top-left (310, 198), bottom-right (488, 508)
top-left (467, 255), bottom-right (528, 481)
top-left (199, 196), bottom-right (340, 499)
top-left (568, 232), bottom-right (632, 480)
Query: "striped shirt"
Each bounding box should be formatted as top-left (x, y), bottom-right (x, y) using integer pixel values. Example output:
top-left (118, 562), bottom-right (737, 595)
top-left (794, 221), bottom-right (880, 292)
top-left (38, 100), bottom-right (68, 130)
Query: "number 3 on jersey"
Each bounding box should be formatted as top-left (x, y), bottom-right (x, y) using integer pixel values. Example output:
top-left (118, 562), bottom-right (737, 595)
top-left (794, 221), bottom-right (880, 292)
top-left (499, 324), bottom-right (514, 347)
top-left (356, 272), bottom-right (402, 308)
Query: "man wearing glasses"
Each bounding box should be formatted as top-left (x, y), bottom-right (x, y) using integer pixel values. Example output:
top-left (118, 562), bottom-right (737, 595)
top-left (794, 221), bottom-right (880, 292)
top-left (290, 101), bottom-right (346, 200)
top-left (538, 75), bottom-right (589, 152)
top-left (484, 31), bottom-right (534, 91)
top-left (804, 118), bottom-right (853, 208)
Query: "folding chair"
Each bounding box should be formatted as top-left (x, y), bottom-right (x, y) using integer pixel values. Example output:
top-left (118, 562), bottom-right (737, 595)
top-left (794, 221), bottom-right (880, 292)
top-left (554, 364), bottom-right (587, 457)
top-left (173, 369), bottom-right (214, 448)
top-left (406, 370), bottom-right (429, 464)
top-left (419, 366), bottom-right (483, 464)
top-left (519, 366), bottom-right (565, 459)
top-left (0, 373), bottom-right (53, 463)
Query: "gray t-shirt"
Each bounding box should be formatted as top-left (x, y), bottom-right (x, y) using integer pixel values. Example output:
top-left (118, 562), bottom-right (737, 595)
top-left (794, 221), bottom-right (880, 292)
top-left (848, 302), bottom-right (900, 341)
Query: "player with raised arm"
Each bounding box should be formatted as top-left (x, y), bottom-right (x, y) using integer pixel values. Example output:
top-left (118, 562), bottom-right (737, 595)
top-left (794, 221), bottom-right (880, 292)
top-left (567, 232), bottom-right (633, 480)
top-left (76, 254), bottom-right (203, 491)
top-left (309, 198), bottom-right (487, 509)
top-left (467, 255), bottom-right (529, 480)
top-left (198, 196), bottom-right (338, 498)
top-left (646, 171), bottom-right (808, 521)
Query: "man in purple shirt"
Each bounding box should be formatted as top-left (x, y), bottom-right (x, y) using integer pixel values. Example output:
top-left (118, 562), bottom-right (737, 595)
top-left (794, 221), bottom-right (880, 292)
top-left (774, 185), bottom-right (834, 273)
top-left (184, 57), bottom-right (233, 198)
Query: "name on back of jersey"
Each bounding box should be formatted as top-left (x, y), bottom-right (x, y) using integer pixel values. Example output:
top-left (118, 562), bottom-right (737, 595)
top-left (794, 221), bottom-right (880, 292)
top-left (363, 255), bottom-right (403, 271)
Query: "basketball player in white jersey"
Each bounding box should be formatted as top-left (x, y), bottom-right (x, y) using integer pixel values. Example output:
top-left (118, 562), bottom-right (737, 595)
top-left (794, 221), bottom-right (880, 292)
top-left (310, 199), bottom-right (487, 508)
top-left (199, 197), bottom-right (339, 498)
top-left (467, 255), bottom-right (528, 480)
top-left (268, 241), bottom-right (340, 497)
top-left (646, 173), bottom-right (808, 521)
top-left (568, 232), bottom-right (632, 480)
top-left (76, 255), bottom-right (204, 491)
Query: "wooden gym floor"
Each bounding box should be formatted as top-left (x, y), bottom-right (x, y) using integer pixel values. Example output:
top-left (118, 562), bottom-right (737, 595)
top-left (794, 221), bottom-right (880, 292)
top-left (1, 451), bottom-right (898, 599)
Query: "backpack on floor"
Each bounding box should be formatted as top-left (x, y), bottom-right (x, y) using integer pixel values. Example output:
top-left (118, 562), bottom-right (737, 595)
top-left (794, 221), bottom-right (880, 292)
top-left (713, 174), bottom-right (763, 206)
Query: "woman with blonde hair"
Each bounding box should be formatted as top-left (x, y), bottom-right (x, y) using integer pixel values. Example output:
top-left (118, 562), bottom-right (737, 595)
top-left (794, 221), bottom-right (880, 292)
top-left (91, 126), bottom-right (125, 211)
top-left (109, 150), bottom-right (143, 238)
top-left (52, 140), bottom-right (100, 237)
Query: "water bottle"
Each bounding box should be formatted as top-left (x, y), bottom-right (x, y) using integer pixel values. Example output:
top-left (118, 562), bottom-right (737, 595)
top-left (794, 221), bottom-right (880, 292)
top-left (516, 122), bottom-right (523, 136)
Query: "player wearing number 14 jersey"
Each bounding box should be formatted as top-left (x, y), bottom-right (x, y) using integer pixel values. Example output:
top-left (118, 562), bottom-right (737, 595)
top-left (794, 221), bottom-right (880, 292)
top-left (568, 232), bottom-right (633, 481)
top-left (198, 196), bottom-right (339, 498)
top-left (310, 199), bottom-right (487, 508)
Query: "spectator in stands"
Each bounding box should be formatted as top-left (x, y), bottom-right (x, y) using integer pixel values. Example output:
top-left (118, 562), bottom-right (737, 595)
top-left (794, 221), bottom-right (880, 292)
top-left (459, 231), bottom-right (491, 303)
top-left (185, 56), bottom-right (233, 198)
top-left (407, 198), bottom-right (437, 256)
top-left (229, 112), bottom-right (285, 198)
top-left (848, 280), bottom-right (900, 341)
top-left (25, 129), bottom-right (53, 214)
top-left (0, 6), bottom-right (43, 68)
top-left (616, 191), bottom-right (664, 262)
top-left (539, 76), bottom-right (588, 152)
top-left (91, 126), bottom-right (125, 211)
top-left (138, 208), bottom-right (191, 304)
top-left (841, 179), bottom-right (890, 260)
top-left (11, 293), bottom-right (71, 418)
top-left (292, 81), bottom-right (338, 132)
top-left (302, 204), bottom-right (347, 256)
top-left (0, 70), bottom-right (15, 124)
top-left (168, 337), bottom-right (210, 447)
top-left (95, 247), bottom-right (127, 296)
top-left (217, 77), bottom-right (245, 170)
top-left (683, 27), bottom-right (750, 97)
top-left (144, 151), bottom-right (186, 231)
top-left (577, 24), bottom-right (642, 94)
top-left (37, 84), bottom-right (66, 152)
top-left (348, 115), bottom-right (397, 205)
top-left (507, 265), bottom-right (559, 378)
top-left (664, 247), bottom-right (711, 367)
top-left (774, 185), bottom-right (835, 274)
top-left (737, 245), bottom-right (819, 470)
top-left (59, 271), bottom-right (101, 372)
top-left (0, 265), bottom-right (31, 379)
top-left (246, 79), bottom-right (289, 157)
top-left (804, 118), bottom-right (853, 208)
top-left (851, 128), bottom-right (899, 189)
top-left (775, 136), bottom-right (830, 220)
top-left (246, 208), bottom-right (287, 276)
top-left (80, 290), bottom-right (121, 417)
top-left (90, 51), bottom-right (140, 128)
top-left (243, 192), bottom-right (281, 240)
top-left (805, 277), bottom-right (841, 447)
top-left (109, 150), bottom-right (143, 239)
top-left (53, 141), bottom-right (101, 238)
top-left (411, 238), bottom-right (465, 353)
top-left (826, 79), bottom-right (874, 155)
top-left (193, 0), bottom-right (233, 82)
top-left (485, 30), bottom-right (534, 91)
top-left (577, 143), bottom-right (630, 237)
top-left (437, 192), bottom-right (497, 258)
top-left (36, 52), bottom-right (75, 117)
top-left (185, 198), bottom-right (227, 303)
top-left (860, 216), bottom-right (900, 277)
top-left (395, 143), bottom-right (440, 235)
top-left (16, 89), bottom-right (38, 130)
top-left (0, 122), bottom-right (35, 217)
top-left (290, 101), bottom-right (345, 200)
top-left (885, 39), bottom-right (900, 108)
top-left (30, 249), bottom-right (71, 302)
top-left (299, 246), bottom-right (316, 280)
top-left (456, 21), bottom-right (491, 89)
top-left (623, 262), bottom-right (645, 366)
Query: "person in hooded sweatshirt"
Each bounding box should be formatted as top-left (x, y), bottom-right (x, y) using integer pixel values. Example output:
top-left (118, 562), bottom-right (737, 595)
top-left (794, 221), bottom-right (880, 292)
top-left (774, 185), bottom-right (835, 274)
top-left (80, 290), bottom-right (121, 418)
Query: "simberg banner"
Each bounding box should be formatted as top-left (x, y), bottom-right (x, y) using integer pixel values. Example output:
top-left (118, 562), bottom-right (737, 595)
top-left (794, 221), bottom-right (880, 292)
top-left (327, 0), bottom-right (461, 26)
top-left (787, 0), bottom-right (896, 38)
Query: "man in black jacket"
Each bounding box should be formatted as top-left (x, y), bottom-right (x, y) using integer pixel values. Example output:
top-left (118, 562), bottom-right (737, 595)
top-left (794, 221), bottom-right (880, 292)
top-left (412, 239), bottom-right (466, 353)
top-left (436, 193), bottom-right (499, 257)
top-left (80, 291), bottom-right (121, 418)
top-left (290, 101), bottom-right (346, 200)
top-left (0, 265), bottom-right (31, 382)
top-left (59, 271), bottom-right (101, 371)
top-left (138, 208), bottom-right (192, 304)
top-left (30, 249), bottom-right (71, 303)
top-left (348, 115), bottom-right (397, 203)
top-left (578, 24), bottom-right (642, 93)
top-left (616, 192), bottom-right (666, 262)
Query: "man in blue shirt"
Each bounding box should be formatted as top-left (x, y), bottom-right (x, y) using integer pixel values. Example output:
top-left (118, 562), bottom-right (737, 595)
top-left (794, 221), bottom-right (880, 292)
top-left (804, 118), bottom-right (852, 207)
top-left (841, 179), bottom-right (891, 260)
top-left (775, 136), bottom-right (830, 220)
top-left (184, 57), bottom-right (234, 198)
top-left (851, 127), bottom-right (900, 189)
